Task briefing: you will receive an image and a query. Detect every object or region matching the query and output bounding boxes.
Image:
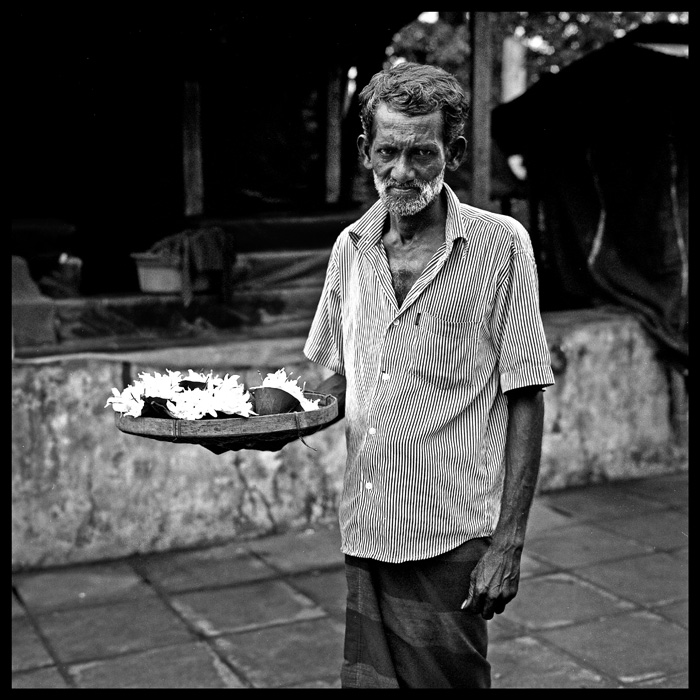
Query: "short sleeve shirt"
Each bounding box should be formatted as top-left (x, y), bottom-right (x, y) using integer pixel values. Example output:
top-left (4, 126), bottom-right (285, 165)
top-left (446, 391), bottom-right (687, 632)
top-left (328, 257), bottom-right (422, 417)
top-left (304, 184), bottom-right (555, 562)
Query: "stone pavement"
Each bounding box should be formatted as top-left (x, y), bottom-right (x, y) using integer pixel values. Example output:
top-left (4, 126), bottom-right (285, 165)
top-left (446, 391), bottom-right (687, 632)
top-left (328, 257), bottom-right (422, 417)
top-left (12, 471), bottom-right (688, 689)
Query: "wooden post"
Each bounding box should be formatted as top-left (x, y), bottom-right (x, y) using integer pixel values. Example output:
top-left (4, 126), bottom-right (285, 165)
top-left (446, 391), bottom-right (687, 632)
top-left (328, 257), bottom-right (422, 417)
top-left (183, 80), bottom-right (204, 217)
top-left (325, 65), bottom-right (343, 204)
top-left (470, 12), bottom-right (494, 210)
top-left (500, 35), bottom-right (527, 217)
top-left (501, 35), bottom-right (526, 103)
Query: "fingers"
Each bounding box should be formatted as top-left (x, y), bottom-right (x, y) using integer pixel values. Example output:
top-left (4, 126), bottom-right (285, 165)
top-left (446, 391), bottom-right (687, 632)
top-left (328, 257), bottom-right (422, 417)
top-left (480, 596), bottom-right (507, 620)
top-left (462, 587), bottom-right (512, 619)
top-left (461, 580), bottom-right (476, 611)
top-left (493, 599), bottom-right (507, 615)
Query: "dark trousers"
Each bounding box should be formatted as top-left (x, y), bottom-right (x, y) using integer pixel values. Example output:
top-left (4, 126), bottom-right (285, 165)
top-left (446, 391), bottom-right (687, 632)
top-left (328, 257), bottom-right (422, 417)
top-left (341, 537), bottom-right (492, 688)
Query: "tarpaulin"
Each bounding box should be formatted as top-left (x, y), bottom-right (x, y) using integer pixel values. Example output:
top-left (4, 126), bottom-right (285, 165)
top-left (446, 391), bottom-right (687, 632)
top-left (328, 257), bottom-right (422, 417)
top-left (492, 22), bottom-right (688, 371)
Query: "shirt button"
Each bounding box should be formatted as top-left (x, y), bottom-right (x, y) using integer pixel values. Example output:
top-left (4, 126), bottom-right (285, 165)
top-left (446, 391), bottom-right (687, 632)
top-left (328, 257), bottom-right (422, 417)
top-left (368, 427), bottom-right (376, 435)
top-left (382, 372), bottom-right (390, 381)
top-left (393, 320), bottom-right (400, 326)
top-left (365, 482), bottom-right (373, 490)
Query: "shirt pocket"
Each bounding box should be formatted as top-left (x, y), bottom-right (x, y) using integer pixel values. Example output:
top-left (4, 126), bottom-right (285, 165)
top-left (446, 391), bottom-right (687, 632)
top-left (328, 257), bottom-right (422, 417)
top-left (410, 312), bottom-right (484, 390)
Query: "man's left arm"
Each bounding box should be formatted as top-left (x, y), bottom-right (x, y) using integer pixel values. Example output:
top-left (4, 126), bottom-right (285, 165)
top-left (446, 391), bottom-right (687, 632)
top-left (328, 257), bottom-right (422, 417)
top-left (462, 385), bottom-right (545, 619)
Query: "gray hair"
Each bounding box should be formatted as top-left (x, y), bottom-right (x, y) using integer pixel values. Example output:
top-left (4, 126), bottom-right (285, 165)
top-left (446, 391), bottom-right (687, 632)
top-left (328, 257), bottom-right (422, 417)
top-left (358, 62), bottom-right (469, 147)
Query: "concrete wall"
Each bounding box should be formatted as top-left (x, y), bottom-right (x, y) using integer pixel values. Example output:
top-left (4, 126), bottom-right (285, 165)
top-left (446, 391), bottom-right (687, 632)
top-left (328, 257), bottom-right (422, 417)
top-left (12, 309), bottom-right (687, 571)
top-left (539, 308), bottom-right (687, 490)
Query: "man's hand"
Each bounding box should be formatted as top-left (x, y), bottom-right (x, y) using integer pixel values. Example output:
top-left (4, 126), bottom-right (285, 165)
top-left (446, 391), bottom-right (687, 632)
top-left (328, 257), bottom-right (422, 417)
top-left (461, 385), bottom-right (545, 619)
top-left (461, 543), bottom-right (522, 619)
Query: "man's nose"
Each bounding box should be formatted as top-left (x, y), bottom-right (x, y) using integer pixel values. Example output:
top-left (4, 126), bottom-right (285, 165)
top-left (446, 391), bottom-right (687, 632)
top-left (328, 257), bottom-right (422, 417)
top-left (391, 155), bottom-right (414, 183)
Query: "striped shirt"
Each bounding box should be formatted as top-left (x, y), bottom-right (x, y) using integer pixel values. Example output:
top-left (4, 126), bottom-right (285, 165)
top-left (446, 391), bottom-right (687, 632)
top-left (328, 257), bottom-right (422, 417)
top-left (304, 184), bottom-right (554, 563)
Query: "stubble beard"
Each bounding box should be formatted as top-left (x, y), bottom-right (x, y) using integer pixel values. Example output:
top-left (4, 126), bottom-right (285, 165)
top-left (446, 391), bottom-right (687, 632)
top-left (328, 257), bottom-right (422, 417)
top-left (373, 167), bottom-right (446, 217)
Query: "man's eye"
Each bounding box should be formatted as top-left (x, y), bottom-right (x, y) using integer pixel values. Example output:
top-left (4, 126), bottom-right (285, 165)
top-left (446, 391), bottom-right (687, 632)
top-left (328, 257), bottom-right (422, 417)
top-left (377, 148), bottom-right (394, 156)
top-left (416, 149), bottom-right (433, 157)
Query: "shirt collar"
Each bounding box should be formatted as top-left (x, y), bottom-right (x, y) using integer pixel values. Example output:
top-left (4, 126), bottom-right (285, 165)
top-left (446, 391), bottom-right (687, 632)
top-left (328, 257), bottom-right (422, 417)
top-left (348, 183), bottom-right (468, 257)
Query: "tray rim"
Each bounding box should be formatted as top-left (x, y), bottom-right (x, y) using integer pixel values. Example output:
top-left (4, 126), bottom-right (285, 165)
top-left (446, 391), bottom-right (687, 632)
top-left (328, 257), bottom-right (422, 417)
top-left (115, 391), bottom-right (338, 442)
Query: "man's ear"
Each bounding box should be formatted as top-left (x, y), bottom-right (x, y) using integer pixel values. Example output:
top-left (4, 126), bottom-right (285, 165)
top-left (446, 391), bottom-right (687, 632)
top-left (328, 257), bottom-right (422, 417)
top-left (357, 134), bottom-right (373, 170)
top-left (446, 136), bottom-right (467, 172)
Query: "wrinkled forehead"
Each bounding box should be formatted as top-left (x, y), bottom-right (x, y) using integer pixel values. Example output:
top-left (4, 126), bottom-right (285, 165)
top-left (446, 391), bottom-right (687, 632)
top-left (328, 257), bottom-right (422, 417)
top-left (371, 103), bottom-right (445, 145)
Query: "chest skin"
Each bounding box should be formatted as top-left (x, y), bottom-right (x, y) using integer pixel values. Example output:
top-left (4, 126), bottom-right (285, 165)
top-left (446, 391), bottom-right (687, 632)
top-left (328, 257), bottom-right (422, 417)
top-left (382, 227), bottom-right (445, 307)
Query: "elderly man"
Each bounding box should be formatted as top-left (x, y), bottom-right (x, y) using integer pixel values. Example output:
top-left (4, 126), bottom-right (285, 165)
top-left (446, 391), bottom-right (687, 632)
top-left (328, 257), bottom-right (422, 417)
top-left (305, 61), bottom-right (555, 688)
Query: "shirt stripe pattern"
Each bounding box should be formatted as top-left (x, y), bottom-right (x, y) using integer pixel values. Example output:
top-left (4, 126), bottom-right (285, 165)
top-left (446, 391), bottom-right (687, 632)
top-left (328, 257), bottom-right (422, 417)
top-left (304, 184), bottom-right (555, 563)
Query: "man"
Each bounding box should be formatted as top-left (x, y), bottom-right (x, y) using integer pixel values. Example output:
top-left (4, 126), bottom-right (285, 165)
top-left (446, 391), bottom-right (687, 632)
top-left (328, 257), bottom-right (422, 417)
top-left (304, 62), bottom-right (555, 688)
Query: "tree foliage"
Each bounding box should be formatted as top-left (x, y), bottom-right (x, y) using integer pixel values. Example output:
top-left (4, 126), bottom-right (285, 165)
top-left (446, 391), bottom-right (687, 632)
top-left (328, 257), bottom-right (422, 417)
top-left (387, 11), bottom-right (688, 93)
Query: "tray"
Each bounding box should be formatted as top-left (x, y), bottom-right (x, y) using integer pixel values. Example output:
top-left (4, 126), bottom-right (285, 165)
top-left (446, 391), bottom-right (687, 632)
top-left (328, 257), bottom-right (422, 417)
top-left (115, 391), bottom-right (338, 449)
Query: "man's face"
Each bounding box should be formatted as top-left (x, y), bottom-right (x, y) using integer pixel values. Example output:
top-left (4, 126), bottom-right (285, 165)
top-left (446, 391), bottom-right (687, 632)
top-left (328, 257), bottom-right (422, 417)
top-left (360, 103), bottom-right (451, 217)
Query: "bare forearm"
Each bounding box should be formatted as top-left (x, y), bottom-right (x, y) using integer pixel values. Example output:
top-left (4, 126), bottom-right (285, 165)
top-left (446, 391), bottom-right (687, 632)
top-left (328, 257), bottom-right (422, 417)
top-left (314, 372), bottom-right (346, 423)
top-left (491, 386), bottom-right (545, 551)
top-left (462, 386), bottom-right (545, 617)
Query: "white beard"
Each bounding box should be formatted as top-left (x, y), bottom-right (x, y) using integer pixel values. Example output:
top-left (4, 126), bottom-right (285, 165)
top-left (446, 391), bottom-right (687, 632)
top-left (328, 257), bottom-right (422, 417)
top-left (373, 167), bottom-right (445, 217)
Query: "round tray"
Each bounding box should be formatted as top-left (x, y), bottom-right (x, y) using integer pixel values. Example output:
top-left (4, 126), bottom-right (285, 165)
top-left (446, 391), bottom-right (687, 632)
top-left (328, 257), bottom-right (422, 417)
top-left (115, 392), bottom-right (338, 449)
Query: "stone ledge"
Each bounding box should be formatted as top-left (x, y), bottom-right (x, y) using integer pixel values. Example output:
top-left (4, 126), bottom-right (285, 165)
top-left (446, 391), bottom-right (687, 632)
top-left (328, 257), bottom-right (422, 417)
top-left (12, 256), bottom-right (58, 348)
top-left (539, 308), bottom-right (687, 490)
top-left (11, 308), bottom-right (687, 571)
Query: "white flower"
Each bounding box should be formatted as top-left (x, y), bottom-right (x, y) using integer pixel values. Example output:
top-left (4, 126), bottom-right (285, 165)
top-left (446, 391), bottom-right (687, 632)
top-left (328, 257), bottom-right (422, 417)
top-left (182, 369), bottom-right (211, 384)
top-left (261, 368), bottom-right (320, 411)
top-left (138, 370), bottom-right (183, 400)
top-left (211, 381), bottom-right (255, 417)
top-left (165, 388), bottom-right (218, 420)
top-left (163, 373), bottom-right (255, 419)
top-left (214, 373), bottom-right (242, 392)
top-left (105, 367), bottom-right (311, 420)
top-left (105, 386), bottom-right (145, 417)
top-left (165, 369), bottom-right (184, 384)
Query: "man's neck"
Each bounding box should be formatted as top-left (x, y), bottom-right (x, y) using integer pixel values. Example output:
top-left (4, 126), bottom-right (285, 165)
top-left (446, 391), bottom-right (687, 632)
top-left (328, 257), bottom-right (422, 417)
top-left (384, 190), bottom-right (448, 246)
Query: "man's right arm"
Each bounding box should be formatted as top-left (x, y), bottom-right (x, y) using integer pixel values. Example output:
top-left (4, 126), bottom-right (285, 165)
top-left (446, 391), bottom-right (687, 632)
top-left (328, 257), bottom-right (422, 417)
top-left (314, 372), bottom-right (346, 426)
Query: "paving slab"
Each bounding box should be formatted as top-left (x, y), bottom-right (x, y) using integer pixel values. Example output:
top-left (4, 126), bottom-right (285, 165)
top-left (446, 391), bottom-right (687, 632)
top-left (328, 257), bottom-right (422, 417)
top-left (670, 545), bottom-right (688, 563)
top-left (291, 569), bottom-right (348, 620)
top-left (489, 636), bottom-right (617, 688)
top-left (572, 551), bottom-right (688, 606)
top-left (246, 524), bottom-right (344, 574)
top-left (170, 579), bottom-right (325, 636)
top-left (614, 473), bottom-right (688, 508)
top-left (12, 591), bottom-right (26, 618)
top-left (9, 473), bottom-right (689, 689)
top-left (501, 572), bottom-right (634, 631)
top-left (651, 599), bottom-right (688, 628)
top-left (525, 523), bottom-right (654, 569)
top-left (33, 596), bottom-right (196, 664)
top-left (11, 617), bottom-right (55, 672)
top-left (519, 551), bottom-right (557, 579)
top-left (212, 617), bottom-right (345, 688)
top-left (67, 642), bottom-right (247, 688)
top-left (538, 609), bottom-right (688, 683)
top-left (487, 614), bottom-right (526, 642)
top-left (13, 561), bottom-right (154, 613)
top-left (539, 485), bottom-right (667, 521)
top-left (526, 500), bottom-right (575, 537)
top-left (633, 671), bottom-right (689, 689)
top-left (287, 676), bottom-right (343, 688)
top-left (133, 543), bottom-right (279, 592)
top-left (590, 508), bottom-right (689, 551)
top-left (12, 666), bottom-right (70, 689)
